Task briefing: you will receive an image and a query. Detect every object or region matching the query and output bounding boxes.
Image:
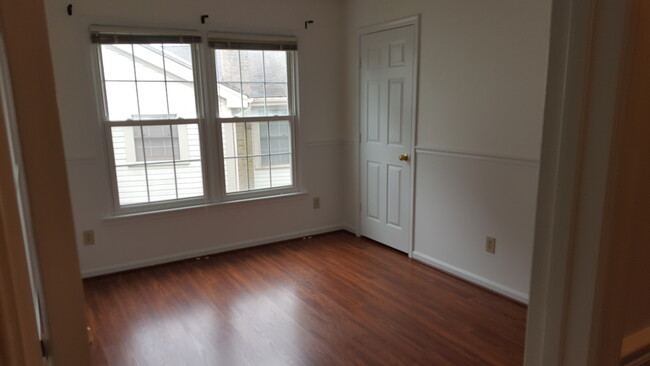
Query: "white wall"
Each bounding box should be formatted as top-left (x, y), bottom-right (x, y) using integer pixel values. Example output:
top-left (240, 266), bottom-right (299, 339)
top-left (44, 0), bottom-right (347, 275)
top-left (44, 0), bottom-right (551, 301)
top-left (412, 151), bottom-right (539, 302)
top-left (344, 0), bottom-right (552, 301)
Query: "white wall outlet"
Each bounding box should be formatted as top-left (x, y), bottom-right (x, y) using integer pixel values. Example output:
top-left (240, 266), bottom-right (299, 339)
top-left (313, 197), bottom-right (321, 209)
top-left (485, 236), bottom-right (496, 254)
top-left (83, 230), bottom-right (95, 246)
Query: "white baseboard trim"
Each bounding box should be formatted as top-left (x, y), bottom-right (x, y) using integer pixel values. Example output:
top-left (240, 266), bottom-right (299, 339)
top-left (81, 225), bottom-right (345, 278)
top-left (340, 224), bottom-right (358, 235)
top-left (411, 251), bottom-right (529, 304)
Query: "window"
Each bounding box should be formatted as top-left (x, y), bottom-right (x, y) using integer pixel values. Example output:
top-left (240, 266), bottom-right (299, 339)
top-left (133, 125), bottom-right (179, 162)
top-left (211, 35), bottom-right (297, 194)
top-left (92, 29), bottom-right (299, 213)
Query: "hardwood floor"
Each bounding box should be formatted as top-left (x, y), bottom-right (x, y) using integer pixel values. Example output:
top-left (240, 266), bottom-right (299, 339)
top-left (84, 231), bottom-right (527, 366)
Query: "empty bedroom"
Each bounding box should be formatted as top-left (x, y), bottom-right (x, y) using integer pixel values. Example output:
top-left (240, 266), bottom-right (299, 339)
top-left (2, 0), bottom-right (647, 365)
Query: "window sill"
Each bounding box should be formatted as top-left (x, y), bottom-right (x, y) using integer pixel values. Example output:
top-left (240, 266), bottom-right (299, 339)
top-left (103, 191), bottom-right (308, 223)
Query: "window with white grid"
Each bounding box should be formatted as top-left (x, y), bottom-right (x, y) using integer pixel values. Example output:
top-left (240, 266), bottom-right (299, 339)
top-left (94, 33), bottom-right (204, 208)
top-left (92, 29), bottom-right (300, 213)
top-left (211, 35), bottom-right (297, 195)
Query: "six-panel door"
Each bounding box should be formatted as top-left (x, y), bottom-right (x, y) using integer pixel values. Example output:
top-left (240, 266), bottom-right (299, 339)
top-left (360, 25), bottom-right (415, 253)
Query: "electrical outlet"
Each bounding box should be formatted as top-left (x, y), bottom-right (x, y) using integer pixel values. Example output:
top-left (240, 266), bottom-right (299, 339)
top-left (83, 230), bottom-right (95, 246)
top-left (313, 197), bottom-right (321, 209)
top-left (485, 236), bottom-right (496, 254)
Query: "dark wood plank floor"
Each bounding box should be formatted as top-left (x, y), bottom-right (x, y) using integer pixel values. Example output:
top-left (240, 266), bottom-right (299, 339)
top-left (84, 231), bottom-right (527, 366)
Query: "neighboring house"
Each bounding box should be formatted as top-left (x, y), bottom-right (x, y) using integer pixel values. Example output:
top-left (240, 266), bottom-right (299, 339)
top-left (102, 44), bottom-right (291, 205)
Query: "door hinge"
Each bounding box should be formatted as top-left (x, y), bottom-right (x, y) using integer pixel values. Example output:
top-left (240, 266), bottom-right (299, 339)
top-left (40, 339), bottom-right (49, 358)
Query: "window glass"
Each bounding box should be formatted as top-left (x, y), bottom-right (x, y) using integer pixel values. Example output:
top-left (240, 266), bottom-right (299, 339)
top-left (110, 124), bottom-right (204, 206)
top-left (100, 44), bottom-right (198, 120)
top-left (215, 50), bottom-right (290, 118)
top-left (215, 47), bottom-right (294, 195)
top-left (99, 41), bottom-right (204, 207)
top-left (221, 120), bottom-right (292, 193)
top-left (133, 125), bottom-right (179, 162)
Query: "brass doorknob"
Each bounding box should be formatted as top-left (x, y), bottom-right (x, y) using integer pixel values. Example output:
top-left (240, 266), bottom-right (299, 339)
top-left (399, 154), bottom-right (409, 161)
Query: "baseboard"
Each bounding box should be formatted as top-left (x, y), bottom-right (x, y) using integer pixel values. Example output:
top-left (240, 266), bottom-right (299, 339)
top-left (340, 224), bottom-right (358, 236)
top-left (411, 251), bottom-right (529, 304)
top-left (81, 225), bottom-right (344, 278)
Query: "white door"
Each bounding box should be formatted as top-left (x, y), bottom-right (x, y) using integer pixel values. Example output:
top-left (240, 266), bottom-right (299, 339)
top-left (360, 24), bottom-right (416, 253)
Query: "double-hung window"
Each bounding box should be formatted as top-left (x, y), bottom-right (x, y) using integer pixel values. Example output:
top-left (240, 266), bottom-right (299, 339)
top-left (210, 34), bottom-right (297, 195)
top-left (92, 28), bottom-right (298, 213)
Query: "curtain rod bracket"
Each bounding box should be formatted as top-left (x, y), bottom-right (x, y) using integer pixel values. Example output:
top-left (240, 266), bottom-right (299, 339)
top-left (305, 20), bottom-right (314, 29)
top-left (67, 4), bottom-right (72, 16)
top-left (201, 15), bottom-right (209, 24)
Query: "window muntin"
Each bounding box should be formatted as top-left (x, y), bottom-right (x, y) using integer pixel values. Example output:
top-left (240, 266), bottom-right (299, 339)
top-left (97, 39), bottom-right (204, 207)
top-left (214, 48), bottom-right (296, 195)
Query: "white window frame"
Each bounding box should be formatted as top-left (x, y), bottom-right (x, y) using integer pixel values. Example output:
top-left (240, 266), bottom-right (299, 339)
top-left (209, 36), bottom-right (299, 201)
top-left (90, 26), bottom-right (301, 215)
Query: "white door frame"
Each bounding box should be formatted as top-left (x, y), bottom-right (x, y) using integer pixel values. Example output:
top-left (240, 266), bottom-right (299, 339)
top-left (356, 15), bottom-right (420, 256)
top-left (525, 0), bottom-right (630, 364)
